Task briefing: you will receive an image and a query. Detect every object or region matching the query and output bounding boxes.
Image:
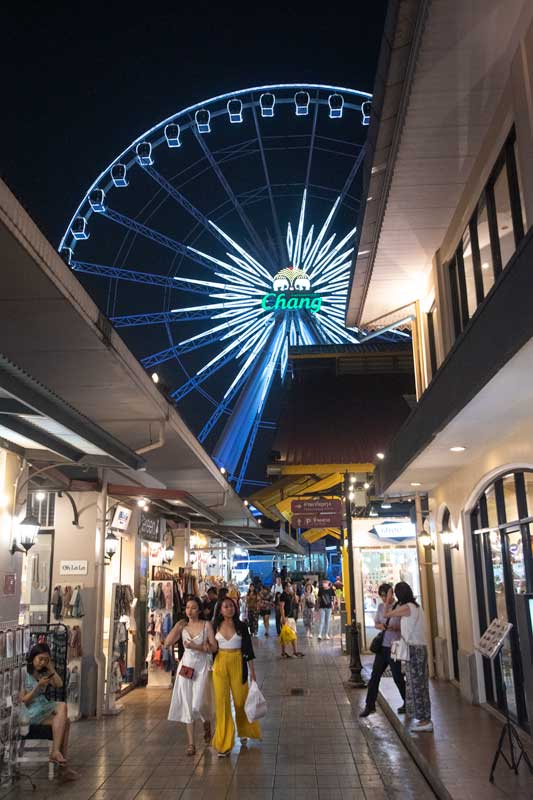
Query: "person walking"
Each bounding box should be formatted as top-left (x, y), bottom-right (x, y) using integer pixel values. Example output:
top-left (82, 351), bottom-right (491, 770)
top-left (211, 598), bottom-right (262, 756)
top-left (202, 587), bottom-right (218, 621)
top-left (279, 582), bottom-right (305, 658)
top-left (246, 585), bottom-right (259, 636)
top-left (258, 585), bottom-right (273, 636)
top-left (384, 582), bottom-right (433, 732)
top-left (317, 579), bottom-right (335, 640)
top-left (272, 576), bottom-right (284, 634)
top-left (302, 582), bottom-right (316, 638)
top-left (359, 583), bottom-right (406, 717)
top-left (166, 597), bottom-right (217, 755)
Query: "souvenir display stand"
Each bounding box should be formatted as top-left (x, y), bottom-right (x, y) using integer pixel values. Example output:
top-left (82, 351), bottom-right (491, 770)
top-left (0, 621), bottom-right (29, 789)
top-left (475, 618), bottom-right (533, 782)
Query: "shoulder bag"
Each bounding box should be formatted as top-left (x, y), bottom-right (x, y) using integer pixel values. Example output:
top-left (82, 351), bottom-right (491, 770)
top-left (369, 617), bottom-right (390, 655)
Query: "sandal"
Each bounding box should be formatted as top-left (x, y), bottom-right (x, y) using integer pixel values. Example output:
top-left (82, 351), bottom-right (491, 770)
top-left (49, 752), bottom-right (67, 766)
top-left (294, 652), bottom-right (305, 657)
top-left (281, 652), bottom-right (292, 658)
top-left (186, 744), bottom-right (196, 756)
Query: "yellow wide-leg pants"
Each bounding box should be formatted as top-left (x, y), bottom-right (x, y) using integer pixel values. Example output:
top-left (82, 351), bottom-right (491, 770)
top-left (211, 649), bottom-right (261, 753)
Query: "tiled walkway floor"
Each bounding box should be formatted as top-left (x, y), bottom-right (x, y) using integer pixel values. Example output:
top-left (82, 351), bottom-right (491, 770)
top-left (373, 660), bottom-right (533, 800)
top-left (1, 620), bottom-right (435, 800)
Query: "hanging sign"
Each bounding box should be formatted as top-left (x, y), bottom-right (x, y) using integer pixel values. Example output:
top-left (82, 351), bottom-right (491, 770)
top-left (60, 560), bottom-right (88, 576)
top-left (138, 512), bottom-right (162, 543)
top-left (291, 499), bottom-right (342, 529)
top-left (111, 504), bottom-right (132, 531)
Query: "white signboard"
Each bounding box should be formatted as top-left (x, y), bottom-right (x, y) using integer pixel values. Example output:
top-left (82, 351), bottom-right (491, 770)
top-left (60, 560), bottom-right (88, 576)
top-left (372, 522), bottom-right (416, 540)
top-left (111, 504), bottom-right (132, 531)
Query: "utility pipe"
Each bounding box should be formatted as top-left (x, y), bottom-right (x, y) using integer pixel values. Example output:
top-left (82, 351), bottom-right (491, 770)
top-left (135, 421), bottom-right (165, 455)
top-left (94, 469), bottom-right (108, 718)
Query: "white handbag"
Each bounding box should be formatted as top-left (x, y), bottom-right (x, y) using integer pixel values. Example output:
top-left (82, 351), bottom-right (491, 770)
top-left (391, 637), bottom-right (410, 662)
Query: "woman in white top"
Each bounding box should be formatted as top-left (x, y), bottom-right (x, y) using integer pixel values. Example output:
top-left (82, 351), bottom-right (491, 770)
top-left (165, 597), bottom-right (217, 755)
top-left (383, 582), bottom-right (432, 732)
top-left (211, 598), bottom-right (261, 756)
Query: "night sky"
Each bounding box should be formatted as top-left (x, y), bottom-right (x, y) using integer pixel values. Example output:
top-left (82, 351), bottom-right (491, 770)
top-left (3, 1), bottom-right (388, 486)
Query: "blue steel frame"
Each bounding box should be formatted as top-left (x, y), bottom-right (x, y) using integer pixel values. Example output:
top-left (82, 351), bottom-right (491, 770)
top-left (59, 83), bottom-right (391, 490)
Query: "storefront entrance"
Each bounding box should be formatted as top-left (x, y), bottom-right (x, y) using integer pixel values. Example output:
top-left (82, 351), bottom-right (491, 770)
top-left (360, 545), bottom-right (420, 647)
top-left (471, 470), bottom-right (533, 730)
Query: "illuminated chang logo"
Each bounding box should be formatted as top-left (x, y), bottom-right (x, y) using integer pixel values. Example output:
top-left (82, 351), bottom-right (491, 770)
top-left (262, 266), bottom-right (322, 312)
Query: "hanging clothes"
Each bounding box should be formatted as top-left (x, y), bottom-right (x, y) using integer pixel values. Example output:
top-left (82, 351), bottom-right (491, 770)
top-left (71, 586), bottom-right (85, 618)
top-left (68, 625), bottom-right (82, 659)
top-left (51, 586), bottom-right (63, 620)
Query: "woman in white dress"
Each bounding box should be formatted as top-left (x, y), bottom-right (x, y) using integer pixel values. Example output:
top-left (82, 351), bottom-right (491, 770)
top-left (165, 597), bottom-right (217, 755)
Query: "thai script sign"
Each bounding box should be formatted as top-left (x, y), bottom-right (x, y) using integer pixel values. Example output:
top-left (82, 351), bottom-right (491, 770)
top-left (291, 498), bottom-right (343, 529)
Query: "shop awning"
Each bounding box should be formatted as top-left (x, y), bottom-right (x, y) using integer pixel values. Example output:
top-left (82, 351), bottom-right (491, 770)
top-left (0, 354), bottom-right (145, 470)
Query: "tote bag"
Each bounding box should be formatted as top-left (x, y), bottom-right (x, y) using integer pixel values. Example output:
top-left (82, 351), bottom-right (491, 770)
top-left (245, 680), bottom-right (267, 723)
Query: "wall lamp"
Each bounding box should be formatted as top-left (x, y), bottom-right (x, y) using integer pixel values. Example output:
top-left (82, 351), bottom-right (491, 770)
top-left (440, 529), bottom-right (459, 550)
top-left (10, 513), bottom-right (41, 555)
top-left (418, 531), bottom-right (435, 550)
top-left (105, 531), bottom-right (119, 561)
top-left (163, 531), bottom-right (175, 564)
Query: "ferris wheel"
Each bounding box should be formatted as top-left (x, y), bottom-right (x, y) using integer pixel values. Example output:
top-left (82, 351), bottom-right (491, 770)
top-left (59, 84), bottom-right (378, 491)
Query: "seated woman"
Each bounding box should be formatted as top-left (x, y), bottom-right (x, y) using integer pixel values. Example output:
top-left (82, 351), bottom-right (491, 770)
top-left (20, 643), bottom-right (78, 780)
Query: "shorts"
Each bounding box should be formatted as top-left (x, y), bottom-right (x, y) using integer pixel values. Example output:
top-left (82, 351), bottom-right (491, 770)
top-left (260, 610), bottom-right (271, 617)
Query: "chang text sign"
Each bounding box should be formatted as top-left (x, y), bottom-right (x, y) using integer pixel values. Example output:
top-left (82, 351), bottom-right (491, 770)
top-left (261, 292), bottom-right (322, 313)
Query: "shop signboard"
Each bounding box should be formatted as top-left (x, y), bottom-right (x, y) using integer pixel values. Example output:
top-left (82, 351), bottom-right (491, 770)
top-left (111, 504), bottom-right (132, 532)
top-left (139, 512), bottom-right (162, 543)
top-left (60, 560), bottom-right (88, 576)
top-left (370, 521), bottom-right (416, 541)
top-left (291, 499), bottom-right (342, 529)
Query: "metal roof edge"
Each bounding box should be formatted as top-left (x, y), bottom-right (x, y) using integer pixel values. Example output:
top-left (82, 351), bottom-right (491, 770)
top-left (346, 0), bottom-right (430, 327)
top-left (0, 354), bottom-right (145, 470)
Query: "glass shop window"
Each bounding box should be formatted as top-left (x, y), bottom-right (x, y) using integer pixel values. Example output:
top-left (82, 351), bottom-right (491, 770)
top-left (477, 194), bottom-right (495, 298)
top-left (485, 484), bottom-right (499, 529)
top-left (462, 226), bottom-right (478, 318)
top-left (513, 139), bottom-right (526, 233)
top-left (493, 162), bottom-right (515, 269)
top-left (502, 474), bottom-right (519, 523)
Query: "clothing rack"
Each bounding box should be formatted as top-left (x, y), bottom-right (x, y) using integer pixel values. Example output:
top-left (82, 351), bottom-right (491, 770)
top-left (104, 583), bottom-right (133, 715)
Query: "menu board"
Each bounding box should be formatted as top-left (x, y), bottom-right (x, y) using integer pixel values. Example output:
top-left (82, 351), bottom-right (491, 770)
top-left (475, 618), bottom-right (513, 661)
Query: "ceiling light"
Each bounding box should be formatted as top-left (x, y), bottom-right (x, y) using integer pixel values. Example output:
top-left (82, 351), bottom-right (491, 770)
top-left (137, 498), bottom-right (146, 507)
top-left (151, 372), bottom-right (159, 384)
top-left (410, 482), bottom-right (421, 487)
top-left (349, 476), bottom-right (356, 484)
top-left (481, 262), bottom-right (489, 270)
top-left (369, 507), bottom-right (378, 517)
top-left (376, 452), bottom-right (385, 460)
top-left (450, 446), bottom-right (466, 452)
top-left (381, 502), bottom-right (391, 510)
top-left (363, 482), bottom-right (370, 490)
top-left (220, 466), bottom-right (227, 475)
top-left (243, 500), bottom-right (249, 507)
top-left (143, 503), bottom-right (150, 512)
top-left (35, 491), bottom-right (46, 502)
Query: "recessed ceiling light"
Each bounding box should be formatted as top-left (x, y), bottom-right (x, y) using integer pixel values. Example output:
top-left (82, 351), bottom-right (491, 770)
top-left (450, 446), bottom-right (466, 452)
top-left (410, 482), bottom-right (421, 487)
top-left (363, 482), bottom-right (370, 490)
top-left (151, 372), bottom-right (159, 384)
top-left (376, 452), bottom-right (385, 460)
